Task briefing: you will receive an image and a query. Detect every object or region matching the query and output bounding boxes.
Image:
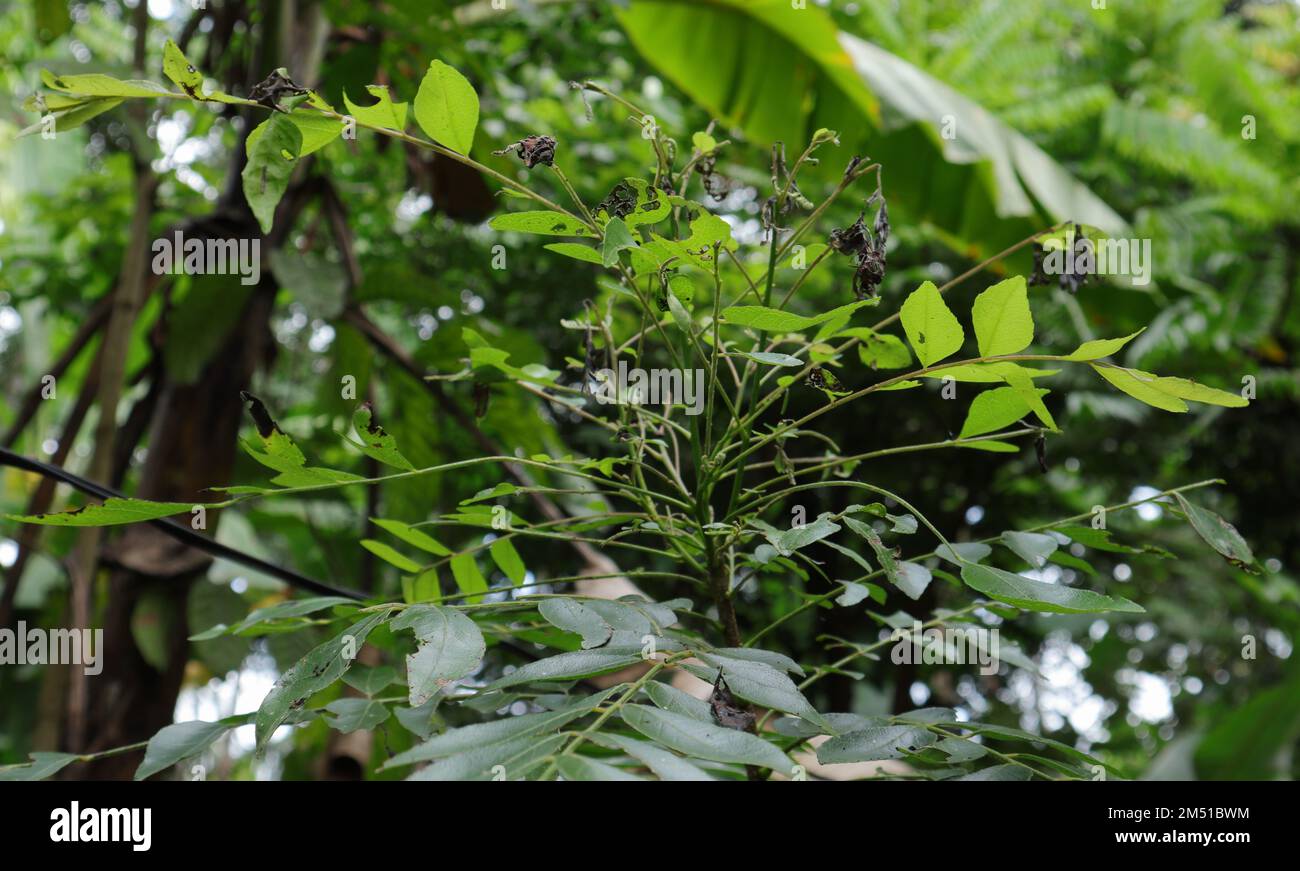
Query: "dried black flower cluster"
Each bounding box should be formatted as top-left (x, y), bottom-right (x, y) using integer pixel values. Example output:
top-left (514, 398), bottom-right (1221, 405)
top-left (829, 191), bottom-right (889, 299)
top-left (1029, 223), bottom-right (1092, 294)
top-left (806, 366), bottom-right (849, 396)
top-left (696, 153), bottom-right (730, 201)
top-left (760, 143), bottom-right (814, 235)
top-left (761, 189), bottom-right (808, 232)
top-left (494, 135), bottom-right (556, 169)
top-left (709, 676), bottom-right (756, 732)
top-left (248, 68), bottom-right (310, 113)
top-left (580, 303), bottom-right (607, 384)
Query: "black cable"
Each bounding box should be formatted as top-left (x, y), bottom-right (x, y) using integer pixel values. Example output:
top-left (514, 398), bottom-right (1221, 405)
top-left (0, 446), bottom-right (366, 601)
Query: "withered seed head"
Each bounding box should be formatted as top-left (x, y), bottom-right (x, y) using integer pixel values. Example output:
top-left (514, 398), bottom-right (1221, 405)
top-left (493, 135), bottom-right (556, 169)
top-left (829, 218), bottom-right (870, 255)
top-left (248, 68), bottom-right (309, 113)
top-left (830, 193), bottom-right (889, 298)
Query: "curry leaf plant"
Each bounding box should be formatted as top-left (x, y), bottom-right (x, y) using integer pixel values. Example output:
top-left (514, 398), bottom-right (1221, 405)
top-left (3, 51), bottom-right (1257, 783)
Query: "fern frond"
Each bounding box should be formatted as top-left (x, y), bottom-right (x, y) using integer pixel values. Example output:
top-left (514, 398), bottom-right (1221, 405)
top-left (1000, 84), bottom-right (1114, 132)
top-left (1101, 102), bottom-right (1284, 215)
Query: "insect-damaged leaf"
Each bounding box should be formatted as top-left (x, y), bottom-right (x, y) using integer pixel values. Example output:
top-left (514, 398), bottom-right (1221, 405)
top-left (162, 38), bottom-right (204, 97)
top-left (350, 404), bottom-right (415, 470)
top-left (601, 216), bottom-right (636, 267)
top-left (254, 609), bottom-right (391, 751)
top-left (489, 210), bottom-right (595, 237)
top-left (538, 598), bottom-right (613, 649)
top-left (900, 281), bottom-right (964, 366)
top-left (246, 109), bottom-right (343, 158)
top-left (817, 724), bottom-right (935, 764)
top-left (999, 530), bottom-right (1060, 569)
top-left (392, 605), bottom-right (486, 706)
top-left (40, 68), bottom-right (169, 98)
top-left (343, 84), bottom-right (408, 130)
top-left (241, 417), bottom-right (362, 488)
top-left (0, 752), bottom-right (81, 782)
top-left (241, 113), bottom-right (302, 233)
top-left (8, 498), bottom-right (195, 527)
top-left (765, 513), bottom-right (840, 556)
top-left (843, 516), bottom-right (925, 597)
top-left (595, 177), bottom-right (672, 229)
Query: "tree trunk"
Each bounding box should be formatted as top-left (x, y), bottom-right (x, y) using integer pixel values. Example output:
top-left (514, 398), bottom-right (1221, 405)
top-left (76, 282), bottom-right (277, 779)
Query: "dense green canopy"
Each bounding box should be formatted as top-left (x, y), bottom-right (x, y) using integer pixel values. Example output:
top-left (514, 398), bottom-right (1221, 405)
top-left (0, 0), bottom-right (1296, 782)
